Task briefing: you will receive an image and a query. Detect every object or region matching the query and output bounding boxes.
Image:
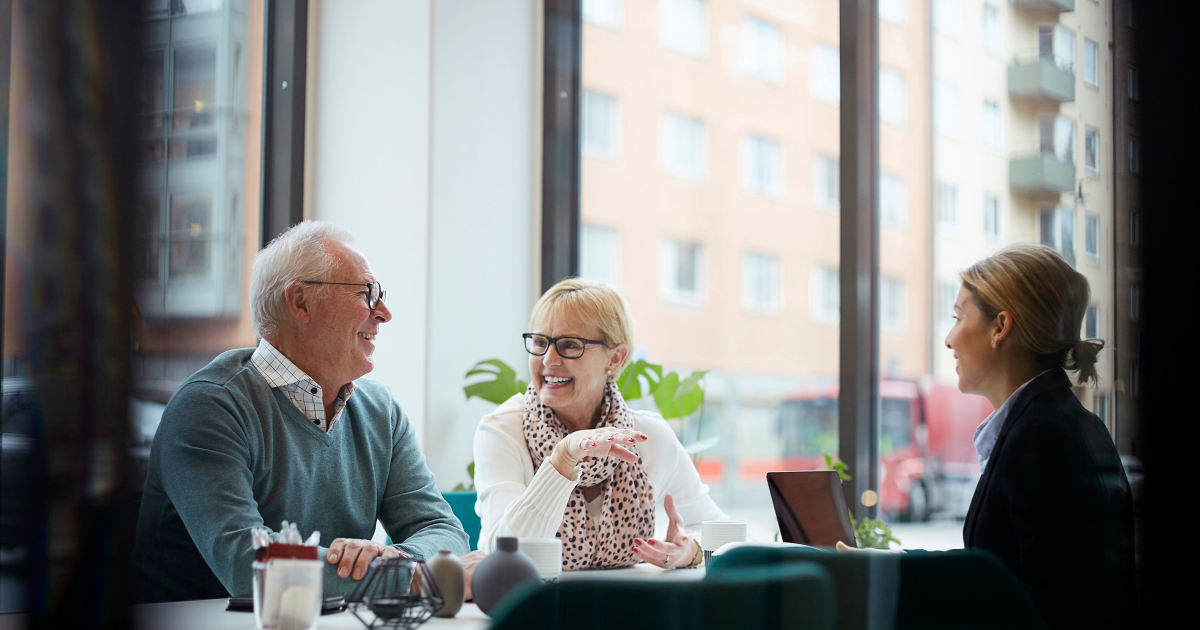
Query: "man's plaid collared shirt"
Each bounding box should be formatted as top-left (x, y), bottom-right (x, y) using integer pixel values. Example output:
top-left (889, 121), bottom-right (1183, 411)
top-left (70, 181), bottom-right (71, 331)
top-left (249, 339), bottom-right (355, 432)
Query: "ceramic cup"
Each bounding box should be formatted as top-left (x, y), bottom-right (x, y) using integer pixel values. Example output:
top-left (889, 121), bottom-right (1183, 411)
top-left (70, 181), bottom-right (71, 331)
top-left (700, 521), bottom-right (747, 567)
top-left (517, 538), bottom-right (563, 581)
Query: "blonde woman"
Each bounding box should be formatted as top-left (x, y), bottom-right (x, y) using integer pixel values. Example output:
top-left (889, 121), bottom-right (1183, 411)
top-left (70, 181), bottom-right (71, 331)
top-left (471, 278), bottom-right (727, 575)
top-left (943, 244), bottom-right (1135, 629)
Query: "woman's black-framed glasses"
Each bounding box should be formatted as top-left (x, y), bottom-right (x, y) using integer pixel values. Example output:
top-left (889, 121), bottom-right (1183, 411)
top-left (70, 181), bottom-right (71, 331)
top-left (302, 280), bottom-right (386, 310)
top-left (523, 333), bottom-right (607, 359)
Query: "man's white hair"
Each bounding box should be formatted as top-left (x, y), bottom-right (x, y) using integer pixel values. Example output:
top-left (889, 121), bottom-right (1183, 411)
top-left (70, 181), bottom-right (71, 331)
top-left (250, 221), bottom-right (355, 340)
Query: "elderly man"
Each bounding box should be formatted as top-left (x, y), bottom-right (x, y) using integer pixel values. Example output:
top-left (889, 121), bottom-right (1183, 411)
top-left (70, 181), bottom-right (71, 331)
top-left (133, 221), bottom-right (468, 603)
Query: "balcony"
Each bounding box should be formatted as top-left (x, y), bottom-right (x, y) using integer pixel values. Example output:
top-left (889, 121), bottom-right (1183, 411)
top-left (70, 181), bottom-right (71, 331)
top-left (1008, 57), bottom-right (1075, 103)
top-left (1012, 0), bottom-right (1074, 14)
top-left (1010, 153), bottom-right (1076, 196)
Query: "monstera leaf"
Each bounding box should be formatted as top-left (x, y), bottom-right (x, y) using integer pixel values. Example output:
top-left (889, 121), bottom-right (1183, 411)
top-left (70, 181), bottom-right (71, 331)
top-left (615, 359), bottom-right (663, 401)
top-left (464, 359), bottom-right (528, 404)
top-left (652, 369), bottom-right (708, 420)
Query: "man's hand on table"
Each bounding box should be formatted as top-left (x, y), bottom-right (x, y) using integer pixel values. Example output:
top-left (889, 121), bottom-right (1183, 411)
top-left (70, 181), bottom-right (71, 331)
top-left (326, 538), bottom-right (402, 580)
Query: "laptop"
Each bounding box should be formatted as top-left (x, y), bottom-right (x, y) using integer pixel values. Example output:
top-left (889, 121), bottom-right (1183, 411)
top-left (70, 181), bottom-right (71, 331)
top-left (766, 470), bottom-right (858, 548)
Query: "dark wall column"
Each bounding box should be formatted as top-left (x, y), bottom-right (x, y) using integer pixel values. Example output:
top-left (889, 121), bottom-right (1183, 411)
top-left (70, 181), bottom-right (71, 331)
top-left (13, 0), bottom-right (139, 625)
top-left (540, 0), bottom-right (582, 293)
top-left (261, 0), bottom-right (308, 247)
top-left (838, 0), bottom-right (881, 521)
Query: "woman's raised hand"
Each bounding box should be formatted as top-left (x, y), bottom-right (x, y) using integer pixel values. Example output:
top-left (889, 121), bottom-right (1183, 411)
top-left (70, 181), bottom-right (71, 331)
top-left (632, 493), bottom-right (699, 570)
top-left (548, 427), bottom-right (648, 479)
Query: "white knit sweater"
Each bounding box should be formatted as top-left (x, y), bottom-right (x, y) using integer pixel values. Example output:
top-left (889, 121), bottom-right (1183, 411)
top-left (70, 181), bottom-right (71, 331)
top-left (472, 393), bottom-right (728, 553)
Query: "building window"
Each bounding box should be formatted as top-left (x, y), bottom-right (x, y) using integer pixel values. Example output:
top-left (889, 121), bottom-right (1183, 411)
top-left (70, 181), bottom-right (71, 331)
top-left (1130, 282), bottom-right (1140, 322)
top-left (659, 238), bottom-right (706, 305)
top-left (1039, 114), bottom-right (1076, 164)
top-left (879, 68), bottom-right (906, 127)
top-left (742, 134), bottom-right (783, 198)
top-left (660, 111), bottom-right (707, 180)
top-left (939, 281), bottom-right (958, 332)
top-left (811, 265), bottom-right (840, 324)
top-left (742, 252), bottom-right (782, 314)
top-left (880, 0), bottom-right (905, 24)
top-left (1128, 65), bottom-right (1139, 100)
top-left (1094, 392), bottom-right (1108, 424)
top-left (1128, 136), bottom-right (1139, 173)
top-left (810, 43), bottom-right (840, 105)
top-left (813, 154), bottom-right (839, 211)
top-left (934, 80), bottom-right (959, 136)
top-left (937, 182), bottom-right (959, 232)
top-left (933, 0), bottom-right (959, 37)
top-left (1038, 24), bottom-right (1076, 75)
top-left (1084, 39), bottom-right (1099, 86)
top-left (583, 90), bottom-right (621, 159)
top-left (659, 0), bottom-right (707, 58)
top-left (581, 224), bottom-right (621, 287)
top-left (881, 277), bottom-right (906, 333)
top-left (1085, 214), bottom-right (1100, 263)
top-left (740, 17), bottom-right (784, 84)
top-left (982, 3), bottom-right (1002, 57)
top-left (1130, 209), bottom-right (1140, 245)
top-left (880, 172), bottom-right (907, 226)
top-left (1085, 304), bottom-right (1099, 339)
top-left (1040, 205), bottom-right (1077, 267)
top-left (1085, 127), bottom-right (1099, 173)
top-left (982, 99), bottom-right (1002, 152)
top-left (584, 0), bottom-right (624, 30)
top-left (137, 3), bottom-right (247, 318)
top-left (983, 194), bottom-right (1001, 243)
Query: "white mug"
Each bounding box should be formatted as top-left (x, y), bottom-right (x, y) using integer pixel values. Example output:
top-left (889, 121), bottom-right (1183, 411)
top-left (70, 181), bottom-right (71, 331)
top-left (517, 537), bottom-right (563, 580)
top-left (700, 521), bottom-right (747, 566)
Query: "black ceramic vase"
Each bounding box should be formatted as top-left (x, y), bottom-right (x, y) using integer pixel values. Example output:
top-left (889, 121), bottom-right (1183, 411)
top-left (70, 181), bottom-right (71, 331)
top-left (471, 537), bottom-right (540, 616)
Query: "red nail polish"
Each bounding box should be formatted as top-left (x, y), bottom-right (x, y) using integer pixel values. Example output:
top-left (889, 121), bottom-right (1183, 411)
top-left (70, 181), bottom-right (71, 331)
top-left (590, 442), bottom-right (597, 447)
top-left (607, 436), bottom-right (614, 441)
top-left (648, 540), bottom-right (656, 546)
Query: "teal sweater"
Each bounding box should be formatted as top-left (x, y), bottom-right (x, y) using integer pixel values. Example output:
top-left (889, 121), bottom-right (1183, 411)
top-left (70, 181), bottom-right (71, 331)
top-left (132, 349), bottom-right (468, 602)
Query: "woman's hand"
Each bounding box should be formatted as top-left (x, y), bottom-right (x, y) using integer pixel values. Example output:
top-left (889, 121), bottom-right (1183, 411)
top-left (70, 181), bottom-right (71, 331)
top-left (460, 550), bottom-right (487, 601)
top-left (632, 493), bottom-right (699, 570)
top-left (547, 427), bottom-right (648, 479)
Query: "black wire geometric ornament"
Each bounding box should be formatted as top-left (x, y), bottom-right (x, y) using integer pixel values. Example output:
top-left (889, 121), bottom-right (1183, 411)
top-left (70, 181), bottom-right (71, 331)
top-left (346, 557), bottom-right (445, 630)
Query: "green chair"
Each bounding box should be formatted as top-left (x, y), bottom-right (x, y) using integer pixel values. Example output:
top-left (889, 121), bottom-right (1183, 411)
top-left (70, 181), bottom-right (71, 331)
top-left (489, 563), bottom-right (836, 630)
top-left (709, 545), bottom-right (900, 630)
top-left (709, 544), bottom-right (1046, 630)
top-left (894, 550), bottom-right (1045, 630)
top-left (441, 490), bottom-right (481, 551)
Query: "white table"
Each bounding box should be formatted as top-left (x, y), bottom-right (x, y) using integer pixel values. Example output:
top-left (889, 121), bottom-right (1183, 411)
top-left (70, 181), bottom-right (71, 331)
top-left (132, 565), bottom-right (705, 630)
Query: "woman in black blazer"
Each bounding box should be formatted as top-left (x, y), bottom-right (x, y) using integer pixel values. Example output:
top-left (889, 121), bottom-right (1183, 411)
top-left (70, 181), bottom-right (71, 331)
top-left (945, 244), bottom-right (1136, 629)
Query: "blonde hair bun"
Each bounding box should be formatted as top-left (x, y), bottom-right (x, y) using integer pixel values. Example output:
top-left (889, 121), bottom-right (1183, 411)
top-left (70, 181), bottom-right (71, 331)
top-left (960, 243), bottom-right (1103, 385)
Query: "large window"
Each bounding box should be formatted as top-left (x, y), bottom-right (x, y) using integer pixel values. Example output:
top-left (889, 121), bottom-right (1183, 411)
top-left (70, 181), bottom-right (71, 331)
top-left (581, 224), bottom-right (622, 287)
top-left (137, 2), bottom-right (250, 318)
top-left (578, 0), bottom-right (1120, 550)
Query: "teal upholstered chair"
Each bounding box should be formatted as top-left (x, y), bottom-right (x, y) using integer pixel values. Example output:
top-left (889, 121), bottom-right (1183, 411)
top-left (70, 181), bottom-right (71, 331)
top-left (709, 545), bottom-right (900, 630)
top-left (709, 544), bottom-right (1046, 630)
top-left (488, 563), bottom-right (836, 630)
top-left (441, 490), bottom-right (481, 551)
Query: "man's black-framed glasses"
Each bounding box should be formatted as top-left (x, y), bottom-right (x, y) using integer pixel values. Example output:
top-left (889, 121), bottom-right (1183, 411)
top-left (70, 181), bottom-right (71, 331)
top-left (523, 333), bottom-right (607, 359)
top-left (302, 280), bottom-right (386, 310)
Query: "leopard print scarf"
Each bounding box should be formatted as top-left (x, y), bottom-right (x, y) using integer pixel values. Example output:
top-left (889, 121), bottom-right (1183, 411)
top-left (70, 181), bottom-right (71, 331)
top-left (522, 380), bottom-right (655, 570)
